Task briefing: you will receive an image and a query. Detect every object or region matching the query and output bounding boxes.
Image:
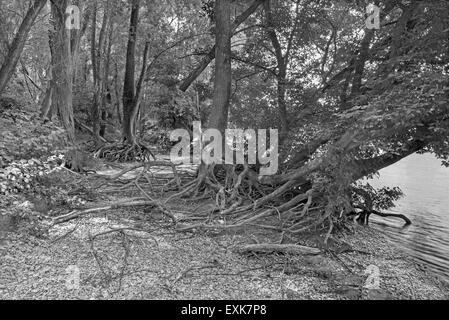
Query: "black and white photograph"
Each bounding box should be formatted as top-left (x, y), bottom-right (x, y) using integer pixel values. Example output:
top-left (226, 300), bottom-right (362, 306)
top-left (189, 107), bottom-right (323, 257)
top-left (0, 0), bottom-right (448, 305)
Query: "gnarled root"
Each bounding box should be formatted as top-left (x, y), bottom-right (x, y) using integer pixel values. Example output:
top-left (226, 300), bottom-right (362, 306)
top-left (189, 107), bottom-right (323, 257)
top-left (94, 142), bottom-right (155, 162)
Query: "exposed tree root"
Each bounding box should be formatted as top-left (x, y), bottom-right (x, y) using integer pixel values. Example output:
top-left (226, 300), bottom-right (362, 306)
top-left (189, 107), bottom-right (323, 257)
top-left (97, 161), bottom-right (183, 190)
top-left (52, 199), bottom-right (157, 224)
top-left (94, 142), bottom-right (155, 162)
top-left (134, 181), bottom-right (177, 224)
top-left (160, 162), bottom-right (328, 236)
top-left (371, 210), bottom-right (411, 225)
top-left (51, 142), bottom-right (414, 253)
top-left (351, 209), bottom-right (412, 226)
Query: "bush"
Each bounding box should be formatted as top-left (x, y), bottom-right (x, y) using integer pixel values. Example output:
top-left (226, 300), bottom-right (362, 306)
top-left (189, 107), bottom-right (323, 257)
top-left (0, 95), bottom-right (67, 167)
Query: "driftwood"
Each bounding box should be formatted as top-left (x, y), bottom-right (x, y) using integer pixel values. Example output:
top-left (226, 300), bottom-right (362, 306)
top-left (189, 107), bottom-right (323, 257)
top-left (237, 243), bottom-right (321, 256)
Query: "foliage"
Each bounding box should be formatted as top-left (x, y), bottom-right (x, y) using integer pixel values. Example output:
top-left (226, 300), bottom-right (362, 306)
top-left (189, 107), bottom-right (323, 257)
top-left (0, 96), bottom-right (68, 167)
top-left (352, 182), bottom-right (404, 212)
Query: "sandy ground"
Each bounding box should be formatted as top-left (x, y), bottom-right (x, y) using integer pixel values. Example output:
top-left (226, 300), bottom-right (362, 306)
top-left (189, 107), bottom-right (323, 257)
top-left (1, 203), bottom-right (447, 300)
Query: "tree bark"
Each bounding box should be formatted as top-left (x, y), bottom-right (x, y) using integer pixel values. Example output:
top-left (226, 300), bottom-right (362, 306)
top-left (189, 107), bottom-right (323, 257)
top-left (114, 63), bottom-right (122, 124)
top-left (90, 1), bottom-right (112, 144)
top-left (71, 0), bottom-right (89, 82)
top-left (91, 2), bottom-right (101, 143)
top-left (264, 0), bottom-right (289, 145)
top-left (49, 0), bottom-right (75, 143)
top-left (0, 0), bottom-right (47, 95)
top-left (208, 0), bottom-right (232, 135)
top-left (40, 86), bottom-right (53, 119)
top-left (350, 29), bottom-right (374, 98)
top-left (179, 0), bottom-right (265, 92)
top-left (276, 67), bottom-right (289, 145)
top-left (122, 0), bottom-right (141, 144)
top-left (100, 16), bottom-right (114, 138)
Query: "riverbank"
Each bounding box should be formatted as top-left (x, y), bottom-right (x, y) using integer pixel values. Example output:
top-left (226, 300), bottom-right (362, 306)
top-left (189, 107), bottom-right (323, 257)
top-left (1, 204), bottom-right (447, 300)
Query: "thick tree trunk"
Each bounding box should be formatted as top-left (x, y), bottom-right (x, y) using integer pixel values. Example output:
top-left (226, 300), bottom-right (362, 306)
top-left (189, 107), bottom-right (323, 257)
top-left (49, 0), bottom-right (75, 143)
top-left (122, 0), bottom-right (141, 144)
top-left (179, 0), bottom-right (264, 92)
top-left (0, 0), bottom-right (46, 95)
top-left (91, 2), bottom-right (111, 144)
top-left (208, 0), bottom-right (232, 135)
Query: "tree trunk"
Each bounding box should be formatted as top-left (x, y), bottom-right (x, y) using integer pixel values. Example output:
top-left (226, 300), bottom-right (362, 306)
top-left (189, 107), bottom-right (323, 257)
top-left (100, 17), bottom-right (114, 138)
top-left (0, 0), bottom-right (46, 95)
top-left (91, 2), bottom-right (101, 143)
top-left (122, 0), bottom-right (141, 144)
top-left (40, 86), bottom-right (53, 119)
top-left (264, 0), bottom-right (289, 145)
top-left (114, 63), bottom-right (122, 124)
top-left (179, 0), bottom-right (264, 92)
top-left (71, 0), bottom-right (89, 83)
top-left (277, 67), bottom-right (289, 145)
top-left (49, 0), bottom-right (75, 143)
top-left (350, 29), bottom-right (374, 98)
top-left (90, 1), bottom-right (112, 144)
top-left (208, 0), bottom-right (232, 135)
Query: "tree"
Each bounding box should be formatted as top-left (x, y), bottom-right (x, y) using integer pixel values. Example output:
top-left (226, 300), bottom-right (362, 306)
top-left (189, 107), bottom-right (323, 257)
top-left (179, 0), bottom-right (265, 92)
top-left (91, 0), bottom-right (113, 144)
top-left (169, 0), bottom-right (449, 235)
top-left (208, 0), bottom-right (232, 134)
top-left (0, 0), bottom-right (46, 95)
top-left (122, 0), bottom-right (141, 144)
top-left (49, 0), bottom-right (75, 142)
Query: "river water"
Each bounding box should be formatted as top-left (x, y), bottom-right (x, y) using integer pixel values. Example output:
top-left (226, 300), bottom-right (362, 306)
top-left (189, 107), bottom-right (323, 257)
top-left (368, 153), bottom-right (449, 281)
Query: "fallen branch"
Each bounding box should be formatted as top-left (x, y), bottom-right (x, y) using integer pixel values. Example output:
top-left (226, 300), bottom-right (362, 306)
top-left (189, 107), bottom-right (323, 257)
top-left (371, 209), bottom-right (412, 226)
top-left (237, 243), bottom-right (321, 256)
top-left (134, 182), bottom-right (177, 224)
top-left (74, 117), bottom-right (109, 144)
top-left (52, 199), bottom-right (156, 224)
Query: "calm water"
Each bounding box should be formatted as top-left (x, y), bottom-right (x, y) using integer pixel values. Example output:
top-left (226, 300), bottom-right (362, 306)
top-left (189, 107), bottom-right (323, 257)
top-left (368, 153), bottom-right (449, 281)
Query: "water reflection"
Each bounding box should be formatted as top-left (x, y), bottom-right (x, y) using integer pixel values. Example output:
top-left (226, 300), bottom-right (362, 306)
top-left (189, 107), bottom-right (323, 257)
top-left (368, 153), bottom-right (449, 281)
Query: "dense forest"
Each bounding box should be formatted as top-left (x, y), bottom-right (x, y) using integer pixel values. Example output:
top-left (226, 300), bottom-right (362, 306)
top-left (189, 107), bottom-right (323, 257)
top-left (0, 0), bottom-right (448, 300)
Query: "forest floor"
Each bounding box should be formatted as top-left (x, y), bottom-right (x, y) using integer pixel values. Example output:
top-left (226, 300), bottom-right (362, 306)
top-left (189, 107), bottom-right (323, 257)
top-left (1, 183), bottom-right (448, 300)
top-left (1, 156), bottom-right (448, 300)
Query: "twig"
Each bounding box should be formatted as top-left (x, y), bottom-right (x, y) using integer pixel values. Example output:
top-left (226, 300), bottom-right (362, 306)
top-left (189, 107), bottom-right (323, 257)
top-left (170, 264), bottom-right (220, 288)
top-left (50, 220), bottom-right (81, 244)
